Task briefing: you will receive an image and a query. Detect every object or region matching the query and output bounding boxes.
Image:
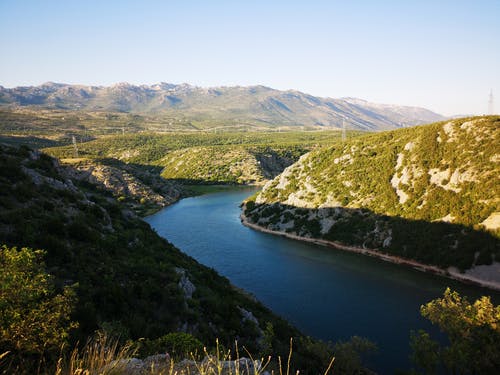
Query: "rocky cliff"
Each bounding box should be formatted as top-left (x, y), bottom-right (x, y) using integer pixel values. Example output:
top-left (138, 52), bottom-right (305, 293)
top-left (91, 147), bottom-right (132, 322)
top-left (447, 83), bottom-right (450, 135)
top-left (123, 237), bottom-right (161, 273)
top-left (62, 158), bottom-right (181, 214)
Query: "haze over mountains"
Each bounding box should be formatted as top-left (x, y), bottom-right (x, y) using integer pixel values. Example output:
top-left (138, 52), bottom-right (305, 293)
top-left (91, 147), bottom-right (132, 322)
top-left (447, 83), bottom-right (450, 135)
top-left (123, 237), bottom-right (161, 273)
top-left (0, 82), bottom-right (445, 131)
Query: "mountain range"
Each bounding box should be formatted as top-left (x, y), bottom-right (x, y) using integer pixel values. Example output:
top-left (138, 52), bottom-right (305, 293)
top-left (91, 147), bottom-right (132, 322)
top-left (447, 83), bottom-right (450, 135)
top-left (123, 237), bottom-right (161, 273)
top-left (0, 82), bottom-right (445, 131)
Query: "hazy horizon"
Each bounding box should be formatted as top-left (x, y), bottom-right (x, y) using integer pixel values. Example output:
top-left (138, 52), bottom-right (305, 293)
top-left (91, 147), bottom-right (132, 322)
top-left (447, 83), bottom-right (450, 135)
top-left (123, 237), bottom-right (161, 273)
top-left (1, 0), bottom-right (499, 116)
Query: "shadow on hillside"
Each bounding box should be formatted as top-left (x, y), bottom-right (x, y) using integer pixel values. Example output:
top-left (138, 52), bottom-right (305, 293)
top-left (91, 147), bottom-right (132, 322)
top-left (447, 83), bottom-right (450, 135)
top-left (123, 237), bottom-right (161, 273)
top-left (97, 158), bottom-right (164, 174)
top-left (0, 135), bottom-right (63, 149)
top-left (92, 161), bottom-right (250, 187)
top-left (244, 202), bottom-right (499, 272)
top-left (160, 177), bottom-right (253, 186)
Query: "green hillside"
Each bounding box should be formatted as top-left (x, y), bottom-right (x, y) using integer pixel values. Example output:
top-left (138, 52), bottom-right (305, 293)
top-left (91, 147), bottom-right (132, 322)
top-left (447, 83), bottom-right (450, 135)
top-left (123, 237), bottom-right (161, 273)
top-left (0, 144), bottom-right (345, 373)
top-left (245, 116), bottom-right (500, 272)
top-left (43, 131), bottom-right (357, 185)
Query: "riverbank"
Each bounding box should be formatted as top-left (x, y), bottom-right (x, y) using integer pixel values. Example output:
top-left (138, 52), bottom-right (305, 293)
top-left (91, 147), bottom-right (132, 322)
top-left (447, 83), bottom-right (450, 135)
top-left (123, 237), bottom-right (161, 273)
top-left (240, 212), bottom-right (500, 292)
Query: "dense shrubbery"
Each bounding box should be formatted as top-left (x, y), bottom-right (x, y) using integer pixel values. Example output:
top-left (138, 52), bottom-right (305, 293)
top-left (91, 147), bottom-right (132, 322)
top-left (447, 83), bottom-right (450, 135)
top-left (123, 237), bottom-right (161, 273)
top-left (410, 289), bottom-right (500, 374)
top-left (39, 130), bottom-right (361, 185)
top-left (0, 245), bottom-right (77, 373)
top-left (249, 117), bottom-right (500, 270)
top-left (44, 130), bottom-right (353, 164)
top-left (0, 144), bottom-right (348, 374)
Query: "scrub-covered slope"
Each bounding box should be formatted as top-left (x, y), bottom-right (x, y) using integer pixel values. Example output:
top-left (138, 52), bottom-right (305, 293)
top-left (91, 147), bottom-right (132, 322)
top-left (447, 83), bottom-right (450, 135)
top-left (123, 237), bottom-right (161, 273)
top-left (44, 131), bottom-right (351, 185)
top-left (0, 144), bottom-right (339, 373)
top-left (244, 117), bottom-right (500, 279)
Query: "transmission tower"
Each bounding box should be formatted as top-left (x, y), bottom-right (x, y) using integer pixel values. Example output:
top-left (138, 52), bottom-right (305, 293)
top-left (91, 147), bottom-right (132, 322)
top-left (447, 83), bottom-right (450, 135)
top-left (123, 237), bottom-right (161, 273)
top-left (488, 89), bottom-right (494, 115)
top-left (341, 118), bottom-right (347, 142)
top-left (72, 136), bottom-right (79, 158)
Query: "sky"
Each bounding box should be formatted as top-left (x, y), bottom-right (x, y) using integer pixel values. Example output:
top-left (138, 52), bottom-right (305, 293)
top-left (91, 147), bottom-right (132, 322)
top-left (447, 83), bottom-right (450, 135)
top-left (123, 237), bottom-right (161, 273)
top-left (0, 0), bottom-right (499, 116)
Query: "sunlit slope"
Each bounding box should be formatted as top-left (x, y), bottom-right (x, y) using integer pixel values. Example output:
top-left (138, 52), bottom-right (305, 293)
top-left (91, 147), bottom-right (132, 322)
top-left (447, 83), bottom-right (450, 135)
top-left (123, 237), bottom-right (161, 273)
top-left (246, 116), bottom-right (500, 271)
top-left (44, 131), bottom-right (357, 184)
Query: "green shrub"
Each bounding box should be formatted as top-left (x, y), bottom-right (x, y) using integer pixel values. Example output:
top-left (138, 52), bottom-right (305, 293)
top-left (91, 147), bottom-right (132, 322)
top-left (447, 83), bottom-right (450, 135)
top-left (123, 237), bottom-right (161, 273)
top-left (0, 245), bottom-right (77, 371)
top-left (139, 332), bottom-right (204, 359)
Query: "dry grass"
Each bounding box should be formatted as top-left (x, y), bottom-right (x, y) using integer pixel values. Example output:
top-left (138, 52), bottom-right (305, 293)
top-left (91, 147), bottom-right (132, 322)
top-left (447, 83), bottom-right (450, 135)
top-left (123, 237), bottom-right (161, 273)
top-left (55, 334), bottom-right (136, 375)
top-left (52, 335), bottom-right (334, 375)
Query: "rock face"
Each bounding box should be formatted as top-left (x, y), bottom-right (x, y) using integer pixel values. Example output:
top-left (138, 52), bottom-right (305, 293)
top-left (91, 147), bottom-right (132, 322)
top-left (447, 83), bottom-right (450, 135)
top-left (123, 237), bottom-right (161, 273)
top-left (175, 356), bottom-right (262, 375)
top-left (104, 354), bottom-right (171, 375)
top-left (63, 159), bottom-right (181, 211)
top-left (176, 268), bottom-right (196, 299)
top-left (102, 354), bottom-right (263, 375)
top-left (245, 116), bottom-right (500, 273)
top-left (255, 151), bottom-right (296, 179)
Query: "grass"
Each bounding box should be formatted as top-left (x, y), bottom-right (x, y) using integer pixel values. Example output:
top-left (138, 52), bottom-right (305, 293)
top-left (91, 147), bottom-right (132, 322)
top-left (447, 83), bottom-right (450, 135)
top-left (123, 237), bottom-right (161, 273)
top-left (55, 334), bottom-right (135, 375)
top-left (51, 335), bottom-right (335, 375)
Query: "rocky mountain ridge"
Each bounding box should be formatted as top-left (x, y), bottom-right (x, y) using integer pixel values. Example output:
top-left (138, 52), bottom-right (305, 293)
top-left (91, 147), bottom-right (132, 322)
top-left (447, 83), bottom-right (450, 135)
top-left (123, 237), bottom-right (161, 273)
top-left (0, 82), bottom-right (445, 131)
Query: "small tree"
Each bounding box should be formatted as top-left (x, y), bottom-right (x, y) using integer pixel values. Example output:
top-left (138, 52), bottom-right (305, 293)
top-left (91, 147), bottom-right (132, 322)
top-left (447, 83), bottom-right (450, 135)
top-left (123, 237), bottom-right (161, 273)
top-left (0, 245), bottom-right (77, 370)
top-left (410, 288), bottom-right (500, 374)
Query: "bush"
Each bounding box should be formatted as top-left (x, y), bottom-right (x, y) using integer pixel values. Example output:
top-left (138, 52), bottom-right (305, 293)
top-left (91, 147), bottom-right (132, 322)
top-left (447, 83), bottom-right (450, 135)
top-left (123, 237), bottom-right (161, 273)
top-left (0, 245), bottom-right (77, 372)
top-left (138, 332), bottom-right (204, 359)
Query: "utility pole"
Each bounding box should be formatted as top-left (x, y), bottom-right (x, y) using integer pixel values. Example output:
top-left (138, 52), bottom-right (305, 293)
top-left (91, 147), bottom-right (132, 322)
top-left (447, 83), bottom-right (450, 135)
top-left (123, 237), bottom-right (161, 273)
top-left (72, 136), bottom-right (79, 158)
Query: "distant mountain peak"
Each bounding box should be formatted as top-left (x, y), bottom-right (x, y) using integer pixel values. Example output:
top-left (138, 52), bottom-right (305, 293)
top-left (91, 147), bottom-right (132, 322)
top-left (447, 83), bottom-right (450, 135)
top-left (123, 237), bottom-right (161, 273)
top-left (0, 82), bottom-right (445, 131)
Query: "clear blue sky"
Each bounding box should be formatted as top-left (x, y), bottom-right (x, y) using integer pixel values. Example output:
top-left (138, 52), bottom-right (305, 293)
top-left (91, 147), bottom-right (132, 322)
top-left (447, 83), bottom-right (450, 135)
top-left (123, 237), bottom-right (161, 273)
top-left (1, 0), bottom-right (499, 116)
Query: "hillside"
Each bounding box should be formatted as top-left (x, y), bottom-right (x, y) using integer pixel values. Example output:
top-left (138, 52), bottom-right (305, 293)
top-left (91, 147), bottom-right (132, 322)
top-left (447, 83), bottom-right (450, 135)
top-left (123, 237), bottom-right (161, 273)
top-left (0, 143), bottom-right (348, 373)
top-left (43, 131), bottom-right (356, 185)
top-left (61, 158), bottom-right (182, 215)
top-left (0, 82), bottom-right (445, 131)
top-left (243, 116), bottom-right (500, 286)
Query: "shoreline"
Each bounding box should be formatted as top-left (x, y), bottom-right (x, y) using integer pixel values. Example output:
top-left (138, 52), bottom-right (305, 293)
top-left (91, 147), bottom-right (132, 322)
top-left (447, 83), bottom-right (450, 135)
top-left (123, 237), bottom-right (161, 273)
top-left (240, 213), bottom-right (500, 292)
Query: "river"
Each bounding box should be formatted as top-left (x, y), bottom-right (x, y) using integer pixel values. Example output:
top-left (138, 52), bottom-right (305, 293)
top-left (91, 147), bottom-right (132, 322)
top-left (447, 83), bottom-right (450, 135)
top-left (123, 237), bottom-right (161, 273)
top-left (145, 187), bottom-right (499, 374)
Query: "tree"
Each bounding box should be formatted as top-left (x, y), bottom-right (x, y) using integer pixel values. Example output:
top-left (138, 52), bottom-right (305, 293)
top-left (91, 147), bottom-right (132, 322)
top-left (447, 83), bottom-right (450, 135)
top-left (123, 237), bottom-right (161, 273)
top-left (0, 245), bottom-right (77, 370)
top-left (410, 288), bottom-right (500, 374)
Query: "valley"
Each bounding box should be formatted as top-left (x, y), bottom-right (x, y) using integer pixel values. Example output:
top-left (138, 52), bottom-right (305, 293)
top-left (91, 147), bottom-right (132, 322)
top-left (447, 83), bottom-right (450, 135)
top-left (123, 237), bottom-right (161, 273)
top-left (1, 91), bottom-right (498, 374)
top-left (146, 187), bottom-right (500, 374)
top-left (3, 1), bottom-right (499, 373)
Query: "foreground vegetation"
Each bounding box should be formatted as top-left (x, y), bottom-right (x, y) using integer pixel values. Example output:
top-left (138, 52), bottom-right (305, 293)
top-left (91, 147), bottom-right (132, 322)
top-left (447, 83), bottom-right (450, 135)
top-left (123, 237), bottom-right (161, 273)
top-left (411, 288), bottom-right (500, 374)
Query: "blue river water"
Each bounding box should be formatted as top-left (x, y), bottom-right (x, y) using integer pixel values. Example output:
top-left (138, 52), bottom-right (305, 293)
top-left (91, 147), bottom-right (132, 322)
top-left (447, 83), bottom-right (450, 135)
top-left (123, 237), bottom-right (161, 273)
top-left (145, 187), bottom-right (499, 374)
